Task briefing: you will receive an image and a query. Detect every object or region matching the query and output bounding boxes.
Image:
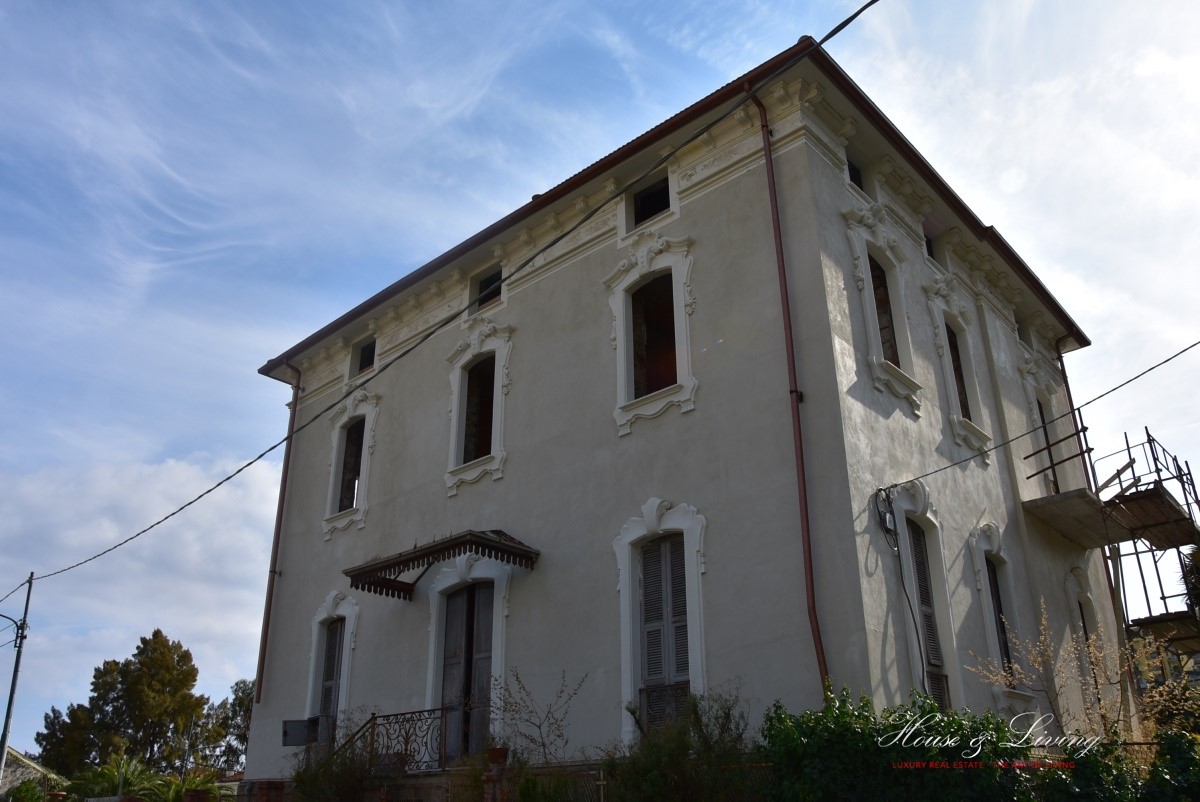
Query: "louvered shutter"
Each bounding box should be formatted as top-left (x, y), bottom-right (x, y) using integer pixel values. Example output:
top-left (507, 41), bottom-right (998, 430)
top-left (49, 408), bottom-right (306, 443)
top-left (641, 541), bottom-right (667, 684)
top-left (908, 519), bottom-right (949, 709)
top-left (468, 584), bottom-right (494, 755)
top-left (320, 618), bottom-right (344, 720)
top-left (442, 589), bottom-right (468, 761)
top-left (668, 537), bottom-right (689, 682)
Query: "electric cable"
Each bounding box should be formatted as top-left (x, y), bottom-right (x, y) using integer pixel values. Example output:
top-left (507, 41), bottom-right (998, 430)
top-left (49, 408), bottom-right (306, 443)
top-left (2, 1), bottom-right (885, 594)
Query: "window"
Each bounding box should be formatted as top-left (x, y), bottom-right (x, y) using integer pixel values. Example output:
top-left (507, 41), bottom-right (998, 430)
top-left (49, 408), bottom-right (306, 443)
top-left (461, 354), bottom-right (496, 464)
top-left (445, 317), bottom-right (513, 495)
top-left (945, 323), bottom-right (972, 423)
top-left (319, 617), bottom-right (345, 727)
top-left (442, 582), bottom-right (494, 761)
top-left (336, 418), bottom-right (365, 514)
top-left (923, 289), bottom-right (990, 457)
top-left (909, 518), bottom-right (950, 710)
top-left (354, 338), bottom-right (376, 375)
top-left (604, 235), bottom-right (697, 436)
top-left (306, 591), bottom-right (358, 727)
top-left (472, 265), bottom-right (502, 312)
top-left (1036, 398), bottom-right (1060, 494)
top-left (870, 257), bottom-right (900, 367)
top-left (986, 558), bottom-right (1013, 677)
top-left (631, 273), bottom-right (677, 399)
top-left (324, 389), bottom-right (379, 536)
top-left (640, 536), bottom-right (690, 728)
top-left (847, 159), bottom-right (865, 192)
top-left (632, 177), bottom-right (670, 227)
top-left (614, 497), bottom-right (707, 744)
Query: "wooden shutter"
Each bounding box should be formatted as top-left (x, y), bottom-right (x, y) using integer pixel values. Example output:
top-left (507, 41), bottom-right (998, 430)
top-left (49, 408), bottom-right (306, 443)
top-left (320, 617), bottom-right (344, 719)
top-left (468, 584), bottom-right (494, 755)
top-left (908, 519), bottom-right (950, 709)
top-left (641, 536), bottom-right (690, 729)
top-left (442, 588), bottom-right (468, 760)
top-left (986, 559), bottom-right (1013, 674)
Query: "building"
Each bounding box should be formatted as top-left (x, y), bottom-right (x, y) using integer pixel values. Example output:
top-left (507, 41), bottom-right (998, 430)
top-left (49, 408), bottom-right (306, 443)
top-left (243, 37), bottom-right (1198, 783)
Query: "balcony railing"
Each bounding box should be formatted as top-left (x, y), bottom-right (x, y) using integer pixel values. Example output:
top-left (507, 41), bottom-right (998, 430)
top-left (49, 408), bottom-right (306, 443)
top-left (338, 706), bottom-right (449, 773)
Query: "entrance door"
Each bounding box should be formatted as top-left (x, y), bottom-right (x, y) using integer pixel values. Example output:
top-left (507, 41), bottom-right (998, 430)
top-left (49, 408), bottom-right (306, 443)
top-left (441, 582), bottom-right (493, 761)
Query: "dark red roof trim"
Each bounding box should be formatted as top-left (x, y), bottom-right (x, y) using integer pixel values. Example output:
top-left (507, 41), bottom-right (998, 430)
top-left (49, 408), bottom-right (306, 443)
top-left (343, 529), bottom-right (540, 600)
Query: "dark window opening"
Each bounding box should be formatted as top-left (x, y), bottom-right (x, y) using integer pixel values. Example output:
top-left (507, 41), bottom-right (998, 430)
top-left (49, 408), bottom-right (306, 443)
top-left (1015, 312), bottom-right (1033, 348)
top-left (946, 324), bottom-right (972, 422)
top-left (632, 177), bottom-right (670, 226)
top-left (925, 236), bottom-right (936, 260)
top-left (641, 535), bottom-right (689, 729)
top-left (355, 339), bottom-right (376, 374)
top-left (462, 354), bottom-right (496, 464)
top-left (847, 160), bottom-right (865, 191)
top-left (474, 267), bottom-right (502, 311)
top-left (336, 418), bottom-right (365, 513)
top-left (870, 257), bottom-right (900, 366)
top-left (442, 583), bottom-right (493, 761)
top-left (631, 273), bottom-right (677, 399)
top-left (986, 558), bottom-right (1014, 679)
top-left (909, 518), bottom-right (950, 710)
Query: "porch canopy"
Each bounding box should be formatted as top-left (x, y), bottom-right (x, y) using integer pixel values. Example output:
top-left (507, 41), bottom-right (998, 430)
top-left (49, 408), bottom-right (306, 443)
top-left (343, 529), bottom-right (540, 600)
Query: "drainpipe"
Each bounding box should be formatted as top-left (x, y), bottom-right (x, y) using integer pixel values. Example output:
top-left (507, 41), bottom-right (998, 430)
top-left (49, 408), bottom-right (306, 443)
top-left (254, 360), bottom-right (302, 703)
top-left (748, 88), bottom-right (829, 688)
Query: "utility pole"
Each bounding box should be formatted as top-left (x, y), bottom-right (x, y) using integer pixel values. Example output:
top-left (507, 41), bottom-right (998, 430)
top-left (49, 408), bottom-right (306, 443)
top-left (0, 573), bottom-right (34, 785)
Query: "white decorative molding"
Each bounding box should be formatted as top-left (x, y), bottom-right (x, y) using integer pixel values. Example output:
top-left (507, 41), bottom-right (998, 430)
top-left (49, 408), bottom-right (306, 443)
top-left (603, 235), bottom-right (698, 436)
top-left (613, 498), bottom-right (707, 745)
top-left (444, 315), bottom-right (514, 495)
top-left (845, 205), bottom-right (922, 415)
top-left (889, 481), bottom-right (966, 710)
top-left (967, 523), bottom-right (1032, 712)
top-left (923, 279), bottom-right (993, 462)
top-left (323, 389), bottom-right (381, 537)
top-left (305, 591), bottom-right (360, 718)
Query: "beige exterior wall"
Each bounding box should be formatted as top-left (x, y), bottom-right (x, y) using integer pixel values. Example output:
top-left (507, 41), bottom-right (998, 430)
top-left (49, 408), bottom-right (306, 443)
top-left (245, 54), bottom-right (1118, 779)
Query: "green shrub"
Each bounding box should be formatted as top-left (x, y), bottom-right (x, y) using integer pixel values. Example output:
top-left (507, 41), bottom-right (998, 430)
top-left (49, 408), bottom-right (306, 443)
top-left (1142, 730), bottom-right (1200, 802)
top-left (601, 689), bottom-right (768, 802)
top-left (4, 779), bottom-right (45, 802)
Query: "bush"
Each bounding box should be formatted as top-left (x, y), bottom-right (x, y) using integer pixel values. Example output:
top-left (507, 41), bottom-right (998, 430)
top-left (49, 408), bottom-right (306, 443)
top-left (4, 779), bottom-right (45, 802)
top-left (601, 688), bottom-right (768, 802)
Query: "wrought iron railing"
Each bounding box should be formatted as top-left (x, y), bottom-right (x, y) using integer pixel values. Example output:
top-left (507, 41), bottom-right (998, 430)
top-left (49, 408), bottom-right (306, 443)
top-left (338, 706), bottom-right (448, 773)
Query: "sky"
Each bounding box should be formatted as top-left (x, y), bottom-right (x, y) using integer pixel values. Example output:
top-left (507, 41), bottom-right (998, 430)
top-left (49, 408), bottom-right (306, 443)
top-left (1, 0), bottom-right (1199, 758)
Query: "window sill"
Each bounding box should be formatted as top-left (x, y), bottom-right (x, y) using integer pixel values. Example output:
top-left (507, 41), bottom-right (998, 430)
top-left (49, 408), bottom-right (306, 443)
top-left (323, 505), bottom-right (366, 539)
top-left (951, 415), bottom-right (992, 463)
top-left (870, 358), bottom-right (922, 416)
top-left (445, 451), bottom-right (506, 497)
top-left (615, 378), bottom-right (697, 436)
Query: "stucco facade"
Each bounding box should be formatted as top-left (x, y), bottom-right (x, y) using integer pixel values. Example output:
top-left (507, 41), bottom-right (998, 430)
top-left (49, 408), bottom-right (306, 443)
top-left (244, 39), bottom-right (1122, 780)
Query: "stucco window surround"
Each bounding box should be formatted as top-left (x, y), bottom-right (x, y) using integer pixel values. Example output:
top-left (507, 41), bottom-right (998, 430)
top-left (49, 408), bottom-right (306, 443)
top-left (324, 389), bottom-right (381, 538)
top-left (604, 235), bottom-right (698, 436)
top-left (613, 497), bottom-right (707, 745)
top-left (466, 263), bottom-right (505, 315)
top-left (1020, 358), bottom-right (1067, 496)
top-left (422, 554), bottom-right (516, 731)
top-left (923, 276), bottom-right (992, 460)
top-left (445, 315), bottom-right (513, 496)
top-left (967, 523), bottom-right (1035, 713)
top-left (844, 203), bottom-right (922, 415)
top-left (305, 591), bottom-right (360, 719)
top-left (888, 480), bottom-right (966, 709)
top-left (617, 170), bottom-right (680, 244)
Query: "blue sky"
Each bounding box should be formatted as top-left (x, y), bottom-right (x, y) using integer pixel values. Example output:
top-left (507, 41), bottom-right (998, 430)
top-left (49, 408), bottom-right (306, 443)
top-left (1, 0), bottom-right (1199, 757)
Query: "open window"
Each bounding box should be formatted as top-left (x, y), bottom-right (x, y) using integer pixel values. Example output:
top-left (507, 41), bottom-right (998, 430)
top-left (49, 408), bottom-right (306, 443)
top-left (923, 285), bottom-right (991, 458)
top-left (604, 235), bottom-right (697, 435)
top-left (305, 591), bottom-right (359, 730)
top-left (908, 518), bottom-right (951, 710)
top-left (471, 265), bottom-right (503, 313)
top-left (619, 172), bottom-right (678, 241)
top-left (324, 390), bottom-right (380, 536)
top-left (354, 338), bottom-right (376, 375)
top-left (445, 317), bottom-right (513, 495)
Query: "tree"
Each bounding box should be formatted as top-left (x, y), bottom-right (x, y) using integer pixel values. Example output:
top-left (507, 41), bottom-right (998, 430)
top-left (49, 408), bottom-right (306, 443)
top-left (197, 679), bottom-right (254, 773)
top-left (35, 629), bottom-right (210, 776)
